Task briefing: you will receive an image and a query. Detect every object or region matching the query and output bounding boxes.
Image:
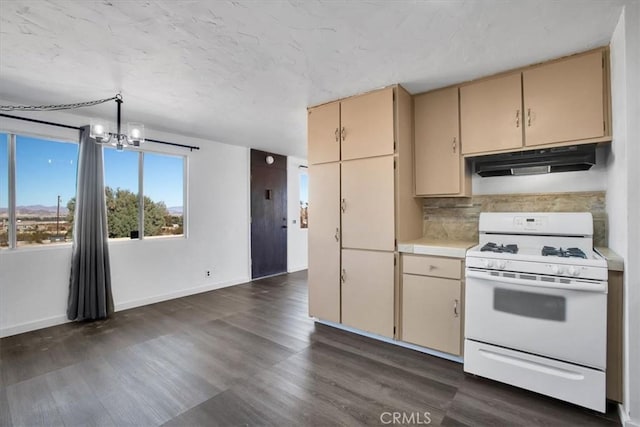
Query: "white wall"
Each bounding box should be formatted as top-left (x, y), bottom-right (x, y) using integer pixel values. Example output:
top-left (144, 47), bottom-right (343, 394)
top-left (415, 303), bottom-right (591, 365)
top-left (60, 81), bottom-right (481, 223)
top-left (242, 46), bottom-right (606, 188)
top-left (608, 4), bottom-right (640, 426)
top-left (472, 146), bottom-right (608, 195)
top-left (0, 108), bottom-right (251, 337)
top-left (287, 156), bottom-right (308, 272)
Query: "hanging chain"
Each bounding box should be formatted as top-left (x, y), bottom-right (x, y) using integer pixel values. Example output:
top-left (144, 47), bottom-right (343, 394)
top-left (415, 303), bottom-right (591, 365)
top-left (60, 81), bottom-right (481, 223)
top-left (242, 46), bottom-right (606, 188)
top-left (0, 94), bottom-right (120, 112)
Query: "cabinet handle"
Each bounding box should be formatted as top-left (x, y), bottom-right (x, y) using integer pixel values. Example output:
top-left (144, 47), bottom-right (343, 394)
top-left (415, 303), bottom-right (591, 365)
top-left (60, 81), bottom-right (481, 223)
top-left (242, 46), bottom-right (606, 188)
top-left (454, 299), bottom-right (459, 317)
top-left (334, 227), bottom-right (340, 242)
top-left (527, 108), bottom-right (532, 127)
top-left (341, 269), bottom-right (346, 283)
top-left (515, 110), bottom-right (520, 128)
top-left (341, 198), bottom-right (346, 213)
top-left (429, 265), bottom-right (437, 271)
top-left (334, 127), bottom-right (340, 142)
top-left (452, 137), bottom-right (457, 153)
top-left (341, 126), bottom-right (346, 141)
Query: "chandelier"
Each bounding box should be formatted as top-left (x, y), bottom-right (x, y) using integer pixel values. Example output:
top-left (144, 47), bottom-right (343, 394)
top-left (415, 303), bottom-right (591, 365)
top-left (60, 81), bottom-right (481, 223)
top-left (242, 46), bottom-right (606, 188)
top-left (90, 94), bottom-right (144, 151)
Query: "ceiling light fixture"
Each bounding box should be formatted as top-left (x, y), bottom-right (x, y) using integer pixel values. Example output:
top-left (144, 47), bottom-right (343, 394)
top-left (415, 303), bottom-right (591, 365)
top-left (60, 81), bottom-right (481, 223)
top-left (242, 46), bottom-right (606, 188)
top-left (90, 94), bottom-right (144, 151)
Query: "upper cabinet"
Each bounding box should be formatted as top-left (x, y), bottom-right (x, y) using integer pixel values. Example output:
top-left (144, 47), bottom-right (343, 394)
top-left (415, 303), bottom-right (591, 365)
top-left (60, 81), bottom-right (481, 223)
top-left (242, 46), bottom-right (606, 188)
top-left (414, 87), bottom-right (470, 196)
top-left (458, 48), bottom-right (610, 156)
top-left (523, 50), bottom-right (605, 147)
top-left (341, 88), bottom-right (395, 160)
top-left (307, 101), bottom-right (340, 165)
top-left (460, 73), bottom-right (523, 155)
top-left (307, 88), bottom-right (395, 165)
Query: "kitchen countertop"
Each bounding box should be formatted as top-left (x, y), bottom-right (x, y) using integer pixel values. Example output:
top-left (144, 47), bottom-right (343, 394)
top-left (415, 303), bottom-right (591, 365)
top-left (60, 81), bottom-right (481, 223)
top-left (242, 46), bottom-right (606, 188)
top-left (398, 238), bottom-right (477, 259)
top-left (595, 247), bottom-right (624, 272)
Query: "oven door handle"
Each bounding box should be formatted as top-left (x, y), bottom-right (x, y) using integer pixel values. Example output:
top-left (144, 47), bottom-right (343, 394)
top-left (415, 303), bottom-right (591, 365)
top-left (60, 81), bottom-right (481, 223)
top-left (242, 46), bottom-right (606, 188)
top-left (465, 270), bottom-right (607, 293)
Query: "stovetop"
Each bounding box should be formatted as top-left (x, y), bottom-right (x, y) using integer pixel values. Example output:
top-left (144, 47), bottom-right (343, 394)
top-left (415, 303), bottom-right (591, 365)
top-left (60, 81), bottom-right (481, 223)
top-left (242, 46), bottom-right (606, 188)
top-left (541, 246), bottom-right (587, 259)
top-left (480, 242), bottom-right (519, 254)
top-left (479, 242), bottom-right (588, 259)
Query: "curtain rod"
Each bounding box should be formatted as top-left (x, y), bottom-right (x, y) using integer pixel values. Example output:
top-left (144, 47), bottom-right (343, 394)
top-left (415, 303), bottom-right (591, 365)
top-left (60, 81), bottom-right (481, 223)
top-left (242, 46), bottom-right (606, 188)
top-left (0, 113), bottom-right (200, 151)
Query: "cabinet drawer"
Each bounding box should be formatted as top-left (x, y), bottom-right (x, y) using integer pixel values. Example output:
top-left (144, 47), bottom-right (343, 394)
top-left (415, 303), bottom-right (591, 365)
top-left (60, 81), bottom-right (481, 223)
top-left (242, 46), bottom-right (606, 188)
top-left (402, 254), bottom-right (461, 279)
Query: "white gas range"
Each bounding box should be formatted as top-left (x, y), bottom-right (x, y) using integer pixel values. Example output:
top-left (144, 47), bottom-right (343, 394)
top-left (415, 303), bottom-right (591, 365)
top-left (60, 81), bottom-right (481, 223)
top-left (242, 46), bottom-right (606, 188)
top-left (464, 212), bottom-right (608, 413)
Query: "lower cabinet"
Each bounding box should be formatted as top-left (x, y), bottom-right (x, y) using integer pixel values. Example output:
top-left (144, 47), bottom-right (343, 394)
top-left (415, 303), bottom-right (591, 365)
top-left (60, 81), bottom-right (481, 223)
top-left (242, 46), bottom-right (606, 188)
top-left (308, 163), bottom-right (341, 323)
top-left (400, 254), bottom-right (463, 356)
top-left (341, 249), bottom-right (395, 338)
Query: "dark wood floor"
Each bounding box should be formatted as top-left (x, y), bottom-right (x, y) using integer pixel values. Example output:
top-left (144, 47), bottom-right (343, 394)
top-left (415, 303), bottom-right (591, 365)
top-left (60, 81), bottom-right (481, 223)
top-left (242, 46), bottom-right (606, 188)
top-left (0, 271), bottom-right (620, 426)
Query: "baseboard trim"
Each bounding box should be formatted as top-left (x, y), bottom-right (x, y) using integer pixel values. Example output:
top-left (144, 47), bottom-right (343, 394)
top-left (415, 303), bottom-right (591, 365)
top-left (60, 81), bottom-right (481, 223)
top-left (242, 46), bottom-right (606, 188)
top-left (287, 265), bottom-right (308, 273)
top-left (0, 314), bottom-right (70, 338)
top-left (115, 276), bottom-right (250, 311)
top-left (316, 319), bottom-right (464, 364)
top-left (0, 276), bottom-right (250, 338)
top-left (619, 403), bottom-right (640, 427)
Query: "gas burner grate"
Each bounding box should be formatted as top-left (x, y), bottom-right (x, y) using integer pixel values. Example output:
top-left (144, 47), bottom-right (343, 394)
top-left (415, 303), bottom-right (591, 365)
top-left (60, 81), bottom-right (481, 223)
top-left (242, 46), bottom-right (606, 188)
top-left (541, 246), bottom-right (587, 259)
top-left (480, 242), bottom-right (519, 254)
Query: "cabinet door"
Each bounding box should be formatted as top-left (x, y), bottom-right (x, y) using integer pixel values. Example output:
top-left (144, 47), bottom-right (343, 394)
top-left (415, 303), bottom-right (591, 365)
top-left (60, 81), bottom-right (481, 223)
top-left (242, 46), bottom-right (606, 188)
top-left (308, 102), bottom-right (340, 164)
top-left (523, 51), bottom-right (604, 147)
top-left (341, 156), bottom-right (395, 251)
top-left (460, 73), bottom-right (523, 155)
top-left (402, 274), bottom-right (461, 355)
top-left (342, 249), bottom-right (395, 338)
top-left (414, 87), bottom-right (461, 195)
top-left (341, 88), bottom-right (394, 160)
top-left (308, 163), bottom-right (341, 322)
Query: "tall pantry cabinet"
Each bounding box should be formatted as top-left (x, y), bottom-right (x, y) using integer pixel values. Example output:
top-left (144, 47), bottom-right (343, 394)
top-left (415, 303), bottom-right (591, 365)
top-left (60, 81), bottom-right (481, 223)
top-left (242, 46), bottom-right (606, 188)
top-left (307, 86), bottom-right (423, 338)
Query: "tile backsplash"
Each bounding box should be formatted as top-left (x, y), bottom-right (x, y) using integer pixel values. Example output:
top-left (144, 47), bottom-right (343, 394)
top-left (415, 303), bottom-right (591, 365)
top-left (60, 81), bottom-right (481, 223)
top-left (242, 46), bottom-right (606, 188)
top-left (422, 191), bottom-right (606, 246)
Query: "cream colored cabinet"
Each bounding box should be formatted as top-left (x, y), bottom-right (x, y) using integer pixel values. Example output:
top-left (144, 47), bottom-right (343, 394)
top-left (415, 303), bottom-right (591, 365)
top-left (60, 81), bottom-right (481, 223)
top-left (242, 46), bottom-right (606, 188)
top-left (307, 85), bottom-right (423, 334)
top-left (341, 156), bottom-right (395, 251)
top-left (460, 48), bottom-right (609, 156)
top-left (307, 88), bottom-right (395, 165)
top-left (308, 102), bottom-right (340, 165)
top-left (341, 88), bottom-right (395, 161)
top-left (401, 254), bottom-right (463, 356)
top-left (460, 72), bottom-right (523, 155)
top-left (523, 50), bottom-right (605, 147)
top-left (308, 163), bottom-right (341, 322)
top-left (341, 249), bottom-right (395, 338)
top-left (414, 87), bottom-right (470, 197)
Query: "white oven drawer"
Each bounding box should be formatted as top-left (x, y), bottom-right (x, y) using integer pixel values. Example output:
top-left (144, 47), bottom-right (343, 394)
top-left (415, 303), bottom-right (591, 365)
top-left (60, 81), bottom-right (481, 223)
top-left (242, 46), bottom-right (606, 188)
top-left (464, 339), bottom-right (605, 413)
top-left (465, 269), bottom-right (607, 369)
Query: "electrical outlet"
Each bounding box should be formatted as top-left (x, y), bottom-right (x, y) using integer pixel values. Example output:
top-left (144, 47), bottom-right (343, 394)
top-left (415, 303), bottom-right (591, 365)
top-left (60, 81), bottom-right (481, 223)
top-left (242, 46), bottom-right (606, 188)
top-left (206, 270), bottom-right (211, 278)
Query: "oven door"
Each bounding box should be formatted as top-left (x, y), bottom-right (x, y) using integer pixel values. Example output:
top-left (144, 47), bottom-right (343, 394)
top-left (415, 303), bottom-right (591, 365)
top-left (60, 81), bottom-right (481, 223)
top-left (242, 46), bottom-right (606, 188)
top-left (464, 268), bottom-right (607, 369)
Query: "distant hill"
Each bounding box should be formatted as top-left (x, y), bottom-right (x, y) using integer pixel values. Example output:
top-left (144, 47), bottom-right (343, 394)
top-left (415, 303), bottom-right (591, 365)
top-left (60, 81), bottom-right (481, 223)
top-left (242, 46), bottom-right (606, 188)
top-left (0, 205), bottom-right (182, 217)
top-left (167, 206), bottom-right (183, 215)
top-left (0, 205), bottom-right (69, 217)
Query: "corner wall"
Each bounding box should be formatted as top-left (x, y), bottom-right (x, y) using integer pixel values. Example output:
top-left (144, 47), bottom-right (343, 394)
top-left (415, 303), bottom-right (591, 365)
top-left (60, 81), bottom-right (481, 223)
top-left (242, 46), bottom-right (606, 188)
top-left (0, 108), bottom-right (251, 337)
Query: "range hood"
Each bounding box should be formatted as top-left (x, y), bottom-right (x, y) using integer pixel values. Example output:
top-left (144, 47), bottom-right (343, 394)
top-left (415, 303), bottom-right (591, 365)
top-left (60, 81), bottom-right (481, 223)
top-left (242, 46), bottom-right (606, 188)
top-left (473, 144), bottom-right (597, 177)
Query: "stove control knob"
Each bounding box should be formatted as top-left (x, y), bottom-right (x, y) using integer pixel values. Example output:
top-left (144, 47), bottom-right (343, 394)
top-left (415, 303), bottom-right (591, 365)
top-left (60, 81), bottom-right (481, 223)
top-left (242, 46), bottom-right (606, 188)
top-left (551, 265), bottom-right (564, 275)
top-left (497, 260), bottom-right (506, 270)
top-left (569, 266), bottom-right (580, 276)
top-left (483, 259), bottom-right (495, 268)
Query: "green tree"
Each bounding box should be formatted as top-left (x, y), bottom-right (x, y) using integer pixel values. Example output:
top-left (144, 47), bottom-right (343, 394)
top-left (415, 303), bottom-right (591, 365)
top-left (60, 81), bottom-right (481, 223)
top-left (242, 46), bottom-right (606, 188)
top-left (67, 187), bottom-right (172, 238)
top-left (143, 196), bottom-right (168, 236)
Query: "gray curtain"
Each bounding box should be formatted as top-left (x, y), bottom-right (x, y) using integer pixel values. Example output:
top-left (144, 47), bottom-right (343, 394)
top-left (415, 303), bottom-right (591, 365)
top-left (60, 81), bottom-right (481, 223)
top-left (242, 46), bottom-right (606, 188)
top-left (67, 125), bottom-right (113, 321)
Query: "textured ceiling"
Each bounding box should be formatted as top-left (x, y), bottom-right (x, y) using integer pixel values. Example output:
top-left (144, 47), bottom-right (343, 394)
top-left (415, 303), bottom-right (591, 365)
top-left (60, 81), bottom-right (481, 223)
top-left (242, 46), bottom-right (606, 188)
top-left (0, 0), bottom-right (626, 157)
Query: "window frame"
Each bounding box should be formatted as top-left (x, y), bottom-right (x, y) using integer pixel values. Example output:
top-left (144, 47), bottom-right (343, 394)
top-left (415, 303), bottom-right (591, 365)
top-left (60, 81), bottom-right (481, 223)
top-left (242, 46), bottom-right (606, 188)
top-left (1, 130), bottom-right (189, 250)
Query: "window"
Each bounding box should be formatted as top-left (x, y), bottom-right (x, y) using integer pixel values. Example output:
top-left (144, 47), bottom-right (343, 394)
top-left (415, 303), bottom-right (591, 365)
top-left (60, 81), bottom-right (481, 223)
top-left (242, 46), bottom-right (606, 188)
top-left (299, 169), bottom-right (308, 229)
top-left (1, 134), bottom-right (8, 247)
top-left (15, 135), bottom-right (78, 247)
top-left (1, 130), bottom-right (187, 248)
top-left (143, 153), bottom-right (184, 237)
top-left (103, 147), bottom-right (140, 239)
top-left (103, 148), bottom-right (185, 239)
